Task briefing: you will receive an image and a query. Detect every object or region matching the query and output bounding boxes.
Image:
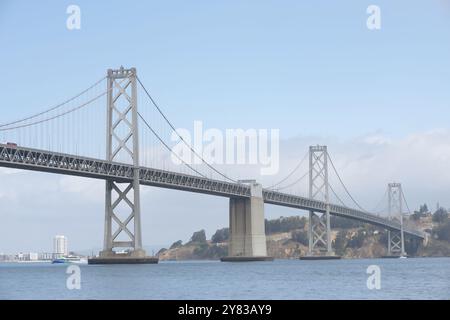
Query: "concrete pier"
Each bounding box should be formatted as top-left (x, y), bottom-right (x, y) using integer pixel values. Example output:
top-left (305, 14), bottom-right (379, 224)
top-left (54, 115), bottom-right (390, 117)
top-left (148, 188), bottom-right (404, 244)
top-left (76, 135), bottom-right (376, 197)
top-left (299, 255), bottom-right (341, 260)
top-left (221, 182), bottom-right (273, 262)
top-left (88, 250), bottom-right (159, 265)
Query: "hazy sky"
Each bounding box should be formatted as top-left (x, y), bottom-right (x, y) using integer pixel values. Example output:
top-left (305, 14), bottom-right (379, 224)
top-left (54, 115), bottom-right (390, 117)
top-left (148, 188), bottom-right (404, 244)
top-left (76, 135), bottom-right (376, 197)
top-left (1, 1), bottom-right (450, 253)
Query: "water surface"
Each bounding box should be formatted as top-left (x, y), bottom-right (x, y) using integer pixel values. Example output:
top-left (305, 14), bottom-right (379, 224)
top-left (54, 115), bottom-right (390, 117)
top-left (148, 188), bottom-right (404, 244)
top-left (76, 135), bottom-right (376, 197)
top-left (0, 258), bottom-right (449, 299)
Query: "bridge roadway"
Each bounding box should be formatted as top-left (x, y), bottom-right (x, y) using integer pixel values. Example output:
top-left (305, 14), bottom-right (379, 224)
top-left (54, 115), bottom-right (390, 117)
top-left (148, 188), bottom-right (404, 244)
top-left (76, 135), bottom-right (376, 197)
top-left (0, 145), bottom-right (424, 239)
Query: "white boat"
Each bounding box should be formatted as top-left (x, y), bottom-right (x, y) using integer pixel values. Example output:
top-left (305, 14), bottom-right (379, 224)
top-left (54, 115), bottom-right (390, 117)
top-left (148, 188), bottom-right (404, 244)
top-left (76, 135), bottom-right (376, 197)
top-left (52, 256), bottom-right (87, 264)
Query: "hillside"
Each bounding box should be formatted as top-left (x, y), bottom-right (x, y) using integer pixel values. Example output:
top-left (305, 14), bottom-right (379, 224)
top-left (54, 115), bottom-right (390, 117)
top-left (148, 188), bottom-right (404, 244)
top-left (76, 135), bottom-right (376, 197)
top-left (157, 208), bottom-right (450, 260)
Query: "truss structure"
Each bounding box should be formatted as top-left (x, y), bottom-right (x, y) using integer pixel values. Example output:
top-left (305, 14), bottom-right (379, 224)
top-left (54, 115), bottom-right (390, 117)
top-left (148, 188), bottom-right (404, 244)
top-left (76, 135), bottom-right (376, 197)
top-left (0, 146), bottom-right (424, 239)
top-left (307, 146), bottom-right (333, 255)
top-left (102, 67), bottom-right (144, 256)
top-left (387, 183), bottom-right (406, 256)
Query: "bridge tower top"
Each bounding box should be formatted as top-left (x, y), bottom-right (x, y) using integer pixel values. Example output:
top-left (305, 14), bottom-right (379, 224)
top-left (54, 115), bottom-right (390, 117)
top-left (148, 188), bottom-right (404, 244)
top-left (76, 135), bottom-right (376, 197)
top-left (309, 145), bottom-right (329, 203)
top-left (106, 66), bottom-right (139, 165)
top-left (388, 182), bottom-right (403, 219)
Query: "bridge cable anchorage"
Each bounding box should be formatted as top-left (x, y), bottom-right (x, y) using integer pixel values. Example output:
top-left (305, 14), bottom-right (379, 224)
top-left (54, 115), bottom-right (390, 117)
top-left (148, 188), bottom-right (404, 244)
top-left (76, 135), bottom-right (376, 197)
top-left (0, 76), bottom-right (106, 128)
top-left (137, 112), bottom-right (208, 178)
top-left (136, 76), bottom-right (237, 183)
top-left (266, 151), bottom-right (309, 190)
top-left (326, 152), bottom-right (369, 213)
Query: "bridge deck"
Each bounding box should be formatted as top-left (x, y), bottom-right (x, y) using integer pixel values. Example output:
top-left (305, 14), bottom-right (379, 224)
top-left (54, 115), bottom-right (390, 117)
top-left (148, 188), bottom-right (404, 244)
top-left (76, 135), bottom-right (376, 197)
top-left (0, 145), bottom-right (424, 239)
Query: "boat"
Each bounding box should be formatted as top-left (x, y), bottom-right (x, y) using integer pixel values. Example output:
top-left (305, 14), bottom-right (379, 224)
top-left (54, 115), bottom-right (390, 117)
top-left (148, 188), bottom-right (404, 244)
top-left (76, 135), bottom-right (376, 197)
top-left (52, 256), bottom-right (87, 264)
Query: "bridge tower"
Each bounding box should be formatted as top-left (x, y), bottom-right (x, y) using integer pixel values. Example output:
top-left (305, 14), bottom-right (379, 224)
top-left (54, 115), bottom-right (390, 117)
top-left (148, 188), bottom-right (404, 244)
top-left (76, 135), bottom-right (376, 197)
top-left (96, 67), bottom-right (153, 262)
top-left (305, 145), bottom-right (336, 258)
top-left (387, 183), bottom-right (406, 256)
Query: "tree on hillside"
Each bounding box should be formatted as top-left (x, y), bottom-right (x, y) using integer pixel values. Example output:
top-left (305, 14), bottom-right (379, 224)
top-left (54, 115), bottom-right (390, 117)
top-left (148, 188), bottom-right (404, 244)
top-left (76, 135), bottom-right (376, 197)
top-left (433, 220), bottom-right (450, 242)
top-left (265, 216), bottom-right (307, 234)
top-left (211, 228), bottom-right (229, 243)
top-left (331, 216), bottom-right (364, 229)
top-left (190, 230), bottom-right (207, 243)
top-left (347, 230), bottom-right (365, 248)
top-left (170, 240), bottom-right (183, 249)
top-left (419, 204), bottom-right (429, 214)
top-left (410, 212), bottom-right (422, 221)
top-left (291, 230), bottom-right (308, 246)
top-left (333, 230), bottom-right (348, 256)
top-left (432, 208), bottom-right (448, 223)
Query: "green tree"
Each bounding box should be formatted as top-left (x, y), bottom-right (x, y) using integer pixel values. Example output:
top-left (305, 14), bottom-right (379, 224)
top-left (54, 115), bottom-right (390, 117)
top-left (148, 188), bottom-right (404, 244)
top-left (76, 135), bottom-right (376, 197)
top-left (419, 204), bottom-right (429, 214)
top-left (331, 216), bottom-right (364, 229)
top-left (410, 212), bottom-right (422, 221)
top-left (347, 230), bottom-right (365, 248)
top-left (333, 230), bottom-right (348, 255)
top-left (170, 240), bottom-right (183, 249)
top-left (211, 228), bottom-right (229, 243)
top-left (190, 230), bottom-right (207, 243)
top-left (433, 220), bottom-right (450, 242)
top-left (291, 230), bottom-right (308, 246)
top-left (432, 208), bottom-right (448, 223)
top-left (265, 216), bottom-right (307, 234)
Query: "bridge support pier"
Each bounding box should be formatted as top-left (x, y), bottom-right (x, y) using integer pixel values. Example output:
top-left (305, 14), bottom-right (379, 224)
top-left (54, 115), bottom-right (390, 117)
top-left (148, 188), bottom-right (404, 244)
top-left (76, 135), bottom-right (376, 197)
top-left (221, 183), bottom-right (273, 262)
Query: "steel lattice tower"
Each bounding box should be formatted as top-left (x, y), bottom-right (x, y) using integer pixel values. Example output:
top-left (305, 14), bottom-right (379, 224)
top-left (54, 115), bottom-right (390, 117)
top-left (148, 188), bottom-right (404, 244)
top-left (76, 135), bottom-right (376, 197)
top-left (100, 67), bottom-right (145, 258)
top-left (387, 183), bottom-right (406, 256)
top-left (307, 145), bottom-right (333, 256)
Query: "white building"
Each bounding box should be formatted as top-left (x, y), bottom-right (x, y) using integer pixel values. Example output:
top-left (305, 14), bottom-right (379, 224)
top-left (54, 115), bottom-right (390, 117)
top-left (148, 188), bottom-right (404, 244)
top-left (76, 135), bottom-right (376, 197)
top-left (38, 252), bottom-right (54, 261)
top-left (53, 235), bottom-right (68, 258)
top-left (23, 252), bottom-right (39, 261)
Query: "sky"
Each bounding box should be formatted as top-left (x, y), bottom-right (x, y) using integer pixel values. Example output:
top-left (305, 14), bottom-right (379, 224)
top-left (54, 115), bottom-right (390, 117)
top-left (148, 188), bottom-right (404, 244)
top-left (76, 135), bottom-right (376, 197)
top-left (0, 0), bottom-right (450, 253)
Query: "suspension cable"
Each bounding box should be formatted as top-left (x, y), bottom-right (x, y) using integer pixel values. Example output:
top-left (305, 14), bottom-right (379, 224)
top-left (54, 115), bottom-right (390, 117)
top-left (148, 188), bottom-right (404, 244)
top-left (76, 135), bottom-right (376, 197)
top-left (371, 187), bottom-right (389, 214)
top-left (0, 89), bottom-right (108, 131)
top-left (266, 151), bottom-right (308, 189)
top-left (136, 76), bottom-right (237, 183)
top-left (328, 181), bottom-right (348, 207)
top-left (273, 171), bottom-right (309, 191)
top-left (0, 76), bottom-right (106, 128)
top-left (401, 188), bottom-right (412, 214)
top-left (137, 112), bottom-right (208, 178)
top-left (327, 152), bottom-right (369, 212)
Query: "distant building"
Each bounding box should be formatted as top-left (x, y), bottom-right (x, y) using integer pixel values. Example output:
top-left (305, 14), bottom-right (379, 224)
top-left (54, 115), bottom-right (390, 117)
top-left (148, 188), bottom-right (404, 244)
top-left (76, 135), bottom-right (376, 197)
top-left (15, 252), bottom-right (39, 261)
top-left (53, 235), bottom-right (68, 258)
top-left (24, 253), bottom-right (38, 261)
top-left (38, 252), bottom-right (54, 261)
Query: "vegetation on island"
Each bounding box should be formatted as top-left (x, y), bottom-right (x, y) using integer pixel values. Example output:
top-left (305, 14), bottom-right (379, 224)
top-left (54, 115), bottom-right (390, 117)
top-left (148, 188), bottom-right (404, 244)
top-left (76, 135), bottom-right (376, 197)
top-left (157, 205), bottom-right (450, 260)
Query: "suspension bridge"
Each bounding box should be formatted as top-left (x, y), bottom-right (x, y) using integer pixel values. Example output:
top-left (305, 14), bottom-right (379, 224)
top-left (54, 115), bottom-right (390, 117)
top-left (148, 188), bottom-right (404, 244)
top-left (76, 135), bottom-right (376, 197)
top-left (0, 67), bottom-right (425, 263)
